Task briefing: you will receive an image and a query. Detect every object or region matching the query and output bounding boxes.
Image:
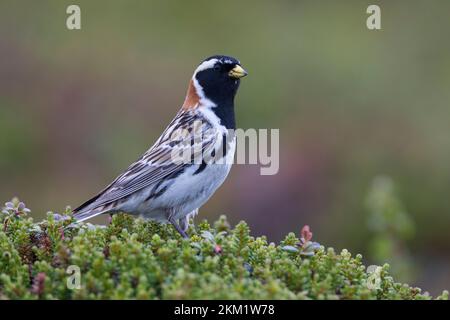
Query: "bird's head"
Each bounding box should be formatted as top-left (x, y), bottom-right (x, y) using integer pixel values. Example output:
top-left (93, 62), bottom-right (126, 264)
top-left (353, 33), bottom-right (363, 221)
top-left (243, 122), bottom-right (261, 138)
top-left (183, 55), bottom-right (247, 110)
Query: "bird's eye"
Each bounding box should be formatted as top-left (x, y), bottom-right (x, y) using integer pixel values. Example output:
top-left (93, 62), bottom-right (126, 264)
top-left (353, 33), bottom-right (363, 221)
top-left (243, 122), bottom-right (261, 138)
top-left (213, 65), bottom-right (221, 71)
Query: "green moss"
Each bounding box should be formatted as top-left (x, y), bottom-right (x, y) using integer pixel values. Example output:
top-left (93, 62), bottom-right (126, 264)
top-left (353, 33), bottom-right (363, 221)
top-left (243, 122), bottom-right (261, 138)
top-left (0, 199), bottom-right (448, 300)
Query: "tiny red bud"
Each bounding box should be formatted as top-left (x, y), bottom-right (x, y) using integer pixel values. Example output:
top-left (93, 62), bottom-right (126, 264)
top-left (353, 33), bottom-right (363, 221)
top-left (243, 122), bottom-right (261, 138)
top-left (32, 272), bottom-right (46, 297)
top-left (301, 225), bottom-right (313, 242)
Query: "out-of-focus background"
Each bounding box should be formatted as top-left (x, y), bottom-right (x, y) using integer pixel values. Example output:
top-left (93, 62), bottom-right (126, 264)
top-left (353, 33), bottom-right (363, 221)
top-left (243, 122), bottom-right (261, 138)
top-left (1, 0), bottom-right (449, 294)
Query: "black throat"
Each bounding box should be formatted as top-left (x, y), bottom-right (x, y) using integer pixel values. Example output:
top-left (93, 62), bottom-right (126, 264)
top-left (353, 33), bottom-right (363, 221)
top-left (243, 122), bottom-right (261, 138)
top-left (194, 60), bottom-right (241, 130)
top-left (199, 83), bottom-right (239, 130)
top-left (211, 100), bottom-right (236, 130)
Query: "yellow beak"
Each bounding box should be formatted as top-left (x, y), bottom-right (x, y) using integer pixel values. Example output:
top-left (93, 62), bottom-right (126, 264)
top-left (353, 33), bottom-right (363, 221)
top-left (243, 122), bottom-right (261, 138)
top-left (228, 65), bottom-right (248, 79)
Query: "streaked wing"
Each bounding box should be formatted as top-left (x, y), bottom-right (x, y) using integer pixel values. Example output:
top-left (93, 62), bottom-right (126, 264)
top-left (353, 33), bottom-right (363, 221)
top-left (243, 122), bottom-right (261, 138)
top-left (73, 110), bottom-right (218, 214)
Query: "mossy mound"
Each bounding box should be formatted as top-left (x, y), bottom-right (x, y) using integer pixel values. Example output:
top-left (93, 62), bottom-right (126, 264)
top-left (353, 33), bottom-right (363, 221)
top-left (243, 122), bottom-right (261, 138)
top-left (0, 200), bottom-right (448, 300)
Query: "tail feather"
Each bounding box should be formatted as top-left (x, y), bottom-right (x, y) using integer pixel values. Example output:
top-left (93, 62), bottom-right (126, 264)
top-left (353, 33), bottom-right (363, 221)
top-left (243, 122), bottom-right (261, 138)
top-left (72, 187), bottom-right (112, 222)
top-left (73, 208), bottom-right (108, 222)
top-left (73, 192), bottom-right (104, 214)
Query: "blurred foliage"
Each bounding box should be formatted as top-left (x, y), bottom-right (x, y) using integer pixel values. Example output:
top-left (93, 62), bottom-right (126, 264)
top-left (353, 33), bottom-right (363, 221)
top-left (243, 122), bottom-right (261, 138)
top-left (366, 176), bottom-right (415, 282)
top-left (1, 0), bottom-right (450, 294)
top-left (1, 199), bottom-right (448, 300)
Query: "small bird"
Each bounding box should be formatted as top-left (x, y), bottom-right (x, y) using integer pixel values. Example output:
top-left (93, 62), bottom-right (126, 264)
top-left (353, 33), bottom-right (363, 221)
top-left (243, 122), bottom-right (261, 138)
top-left (73, 55), bottom-right (247, 238)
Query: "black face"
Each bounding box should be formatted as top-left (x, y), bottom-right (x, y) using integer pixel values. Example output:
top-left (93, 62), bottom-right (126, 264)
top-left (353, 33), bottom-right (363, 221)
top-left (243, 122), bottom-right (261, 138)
top-left (195, 55), bottom-right (243, 106)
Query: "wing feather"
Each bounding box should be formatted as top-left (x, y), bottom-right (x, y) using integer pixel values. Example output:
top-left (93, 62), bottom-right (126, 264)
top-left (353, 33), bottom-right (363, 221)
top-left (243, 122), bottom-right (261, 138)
top-left (73, 110), bottom-right (217, 216)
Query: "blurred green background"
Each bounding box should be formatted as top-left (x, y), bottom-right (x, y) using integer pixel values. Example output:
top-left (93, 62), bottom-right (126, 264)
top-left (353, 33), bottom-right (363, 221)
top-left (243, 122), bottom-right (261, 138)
top-left (1, 0), bottom-right (449, 294)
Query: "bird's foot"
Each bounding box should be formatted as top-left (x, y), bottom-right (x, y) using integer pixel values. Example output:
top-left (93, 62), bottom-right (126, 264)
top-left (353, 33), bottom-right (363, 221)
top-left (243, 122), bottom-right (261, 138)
top-left (168, 216), bottom-right (189, 239)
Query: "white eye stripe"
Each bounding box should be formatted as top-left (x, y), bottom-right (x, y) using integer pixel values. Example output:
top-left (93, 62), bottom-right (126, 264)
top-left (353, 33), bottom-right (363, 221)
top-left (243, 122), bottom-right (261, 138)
top-left (224, 59), bottom-right (238, 64)
top-left (194, 59), bottom-right (219, 74)
top-left (193, 57), bottom-right (240, 76)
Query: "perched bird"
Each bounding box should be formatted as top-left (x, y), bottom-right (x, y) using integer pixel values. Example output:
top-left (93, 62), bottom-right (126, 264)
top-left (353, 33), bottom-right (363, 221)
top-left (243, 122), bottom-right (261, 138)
top-left (73, 55), bottom-right (247, 238)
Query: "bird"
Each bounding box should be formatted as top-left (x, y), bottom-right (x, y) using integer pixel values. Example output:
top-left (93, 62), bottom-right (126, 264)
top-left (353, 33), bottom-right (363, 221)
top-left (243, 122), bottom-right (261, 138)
top-left (72, 55), bottom-right (247, 238)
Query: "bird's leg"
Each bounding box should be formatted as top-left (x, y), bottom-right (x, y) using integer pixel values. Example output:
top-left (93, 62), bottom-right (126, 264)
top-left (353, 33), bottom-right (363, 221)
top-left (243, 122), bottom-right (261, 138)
top-left (108, 213), bottom-right (113, 225)
top-left (179, 216), bottom-right (189, 233)
top-left (168, 215), bottom-right (189, 239)
top-left (179, 209), bottom-right (199, 232)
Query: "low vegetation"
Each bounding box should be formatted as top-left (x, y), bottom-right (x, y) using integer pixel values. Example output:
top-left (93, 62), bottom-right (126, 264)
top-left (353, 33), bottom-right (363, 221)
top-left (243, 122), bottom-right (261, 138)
top-left (0, 199), bottom-right (447, 300)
